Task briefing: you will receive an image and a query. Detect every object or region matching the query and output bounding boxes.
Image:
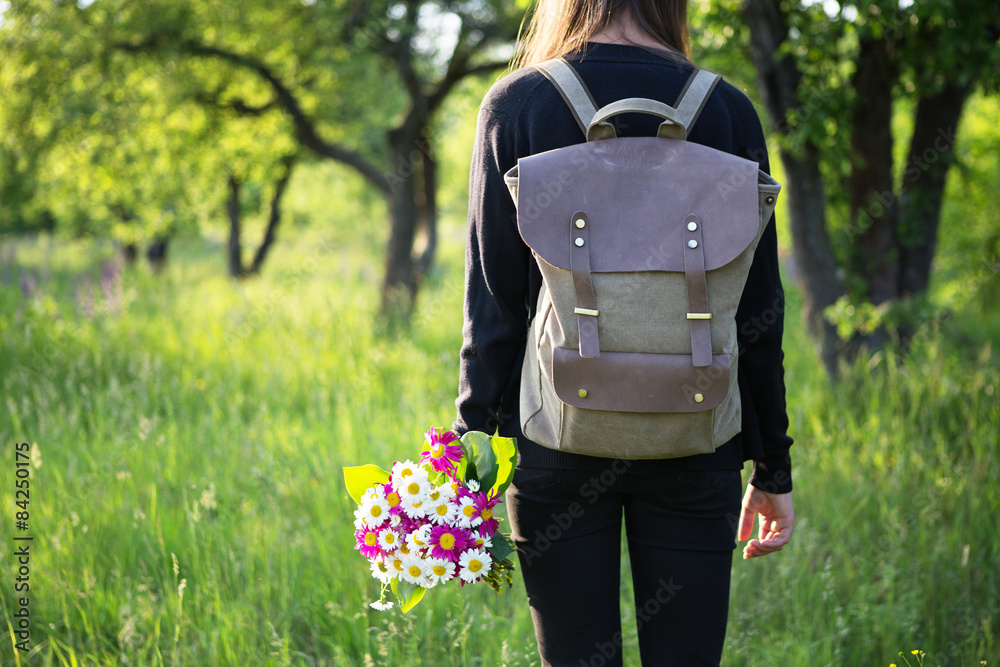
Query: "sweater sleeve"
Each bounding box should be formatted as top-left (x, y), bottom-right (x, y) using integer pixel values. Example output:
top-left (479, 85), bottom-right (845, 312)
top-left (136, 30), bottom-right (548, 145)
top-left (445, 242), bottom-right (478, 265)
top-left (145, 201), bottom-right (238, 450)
top-left (734, 107), bottom-right (794, 494)
top-left (453, 98), bottom-right (531, 435)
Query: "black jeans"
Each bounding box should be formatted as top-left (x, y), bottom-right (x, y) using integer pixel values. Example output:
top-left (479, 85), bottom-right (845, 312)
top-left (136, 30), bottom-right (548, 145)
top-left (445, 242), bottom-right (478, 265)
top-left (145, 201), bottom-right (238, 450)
top-left (506, 463), bottom-right (742, 667)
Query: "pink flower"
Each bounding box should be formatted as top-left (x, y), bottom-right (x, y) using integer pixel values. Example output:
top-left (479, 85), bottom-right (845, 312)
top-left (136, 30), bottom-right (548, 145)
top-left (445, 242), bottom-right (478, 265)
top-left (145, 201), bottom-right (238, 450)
top-left (427, 524), bottom-right (473, 561)
top-left (354, 527), bottom-right (382, 559)
top-left (382, 481), bottom-right (403, 514)
top-left (420, 428), bottom-right (463, 475)
top-left (473, 491), bottom-right (502, 535)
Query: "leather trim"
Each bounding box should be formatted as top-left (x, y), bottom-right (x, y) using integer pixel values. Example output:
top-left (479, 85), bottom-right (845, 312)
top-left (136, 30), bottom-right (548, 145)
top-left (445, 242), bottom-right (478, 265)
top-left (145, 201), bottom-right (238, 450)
top-left (682, 215), bottom-right (713, 368)
top-left (516, 137), bottom-right (760, 272)
top-left (569, 211), bottom-right (600, 358)
top-left (552, 347), bottom-right (731, 413)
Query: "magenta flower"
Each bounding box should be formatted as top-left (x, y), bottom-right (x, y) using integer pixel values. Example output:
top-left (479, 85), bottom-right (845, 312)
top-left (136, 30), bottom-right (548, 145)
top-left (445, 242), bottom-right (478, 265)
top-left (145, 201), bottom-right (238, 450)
top-left (473, 491), bottom-right (502, 535)
top-left (354, 527), bottom-right (382, 559)
top-left (427, 524), bottom-right (473, 561)
top-left (420, 428), bottom-right (464, 475)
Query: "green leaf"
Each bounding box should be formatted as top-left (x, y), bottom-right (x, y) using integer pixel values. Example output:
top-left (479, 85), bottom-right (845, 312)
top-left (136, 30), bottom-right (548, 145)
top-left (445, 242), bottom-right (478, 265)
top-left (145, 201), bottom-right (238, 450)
top-left (390, 578), bottom-right (426, 613)
top-left (461, 431), bottom-right (497, 491)
top-left (489, 435), bottom-right (517, 498)
top-left (487, 533), bottom-right (515, 563)
top-left (342, 464), bottom-right (390, 504)
top-left (454, 448), bottom-right (471, 482)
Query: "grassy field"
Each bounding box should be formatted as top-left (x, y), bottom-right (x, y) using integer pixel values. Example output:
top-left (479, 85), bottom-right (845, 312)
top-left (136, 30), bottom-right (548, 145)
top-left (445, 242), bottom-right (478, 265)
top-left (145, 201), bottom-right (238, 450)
top-left (1, 221), bottom-right (998, 666)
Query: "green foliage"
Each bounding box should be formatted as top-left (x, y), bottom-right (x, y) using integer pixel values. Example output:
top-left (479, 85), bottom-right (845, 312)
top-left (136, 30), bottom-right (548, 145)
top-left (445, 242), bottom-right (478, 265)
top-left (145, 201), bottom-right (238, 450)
top-left (932, 94), bottom-right (1000, 316)
top-left (0, 0), bottom-right (520, 258)
top-left (1, 220), bottom-right (997, 664)
top-left (0, 0), bottom-right (296, 242)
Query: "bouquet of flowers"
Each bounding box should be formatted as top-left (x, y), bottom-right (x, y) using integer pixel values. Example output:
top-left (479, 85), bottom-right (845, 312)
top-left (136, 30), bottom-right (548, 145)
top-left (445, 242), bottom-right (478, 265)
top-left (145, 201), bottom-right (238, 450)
top-left (343, 427), bottom-right (518, 612)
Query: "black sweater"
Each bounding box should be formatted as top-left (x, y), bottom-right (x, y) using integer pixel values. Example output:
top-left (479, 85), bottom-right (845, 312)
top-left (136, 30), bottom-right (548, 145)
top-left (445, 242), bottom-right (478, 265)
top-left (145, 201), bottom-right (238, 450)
top-left (453, 43), bottom-right (793, 494)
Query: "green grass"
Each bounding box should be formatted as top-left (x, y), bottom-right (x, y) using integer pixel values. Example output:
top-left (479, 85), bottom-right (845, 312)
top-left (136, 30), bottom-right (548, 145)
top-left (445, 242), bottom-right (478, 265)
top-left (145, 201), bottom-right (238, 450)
top-left (1, 224), bottom-right (998, 666)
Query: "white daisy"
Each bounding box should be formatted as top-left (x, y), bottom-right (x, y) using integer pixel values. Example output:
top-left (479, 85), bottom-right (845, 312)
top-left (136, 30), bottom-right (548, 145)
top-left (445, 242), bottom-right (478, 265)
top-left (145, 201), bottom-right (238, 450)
top-left (389, 514), bottom-right (403, 528)
top-left (405, 524), bottom-right (432, 553)
top-left (358, 495), bottom-right (390, 528)
top-left (400, 496), bottom-right (429, 519)
top-left (426, 486), bottom-right (444, 504)
top-left (369, 599), bottom-right (394, 611)
top-left (397, 476), bottom-right (431, 503)
top-left (425, 557), bottom-right (456, 585)
top-left (470, 530), bottom-right (493, 550)
top-left (427, 499), bottom-right (459, 526)
top-left (399, 553), bottom-right (430, 586)
top-left (466, 480), bottom-right (481, 492)
top-left (391, 460), bottom-right (429, 491)
top-left (433, 482), bottom-right (457, 502)
top-left (458, 549), bottom-right (492, 584)
top-left (377, 528), bottom-right (401, 552)
top-left (363, 485), bottom-right (386, 502)
top-left (386, 554), bottom-right (405, 577)
top-left (369, 558), bottom-right (395, 584)
top-left (455, 497), bottom-right (482, 528)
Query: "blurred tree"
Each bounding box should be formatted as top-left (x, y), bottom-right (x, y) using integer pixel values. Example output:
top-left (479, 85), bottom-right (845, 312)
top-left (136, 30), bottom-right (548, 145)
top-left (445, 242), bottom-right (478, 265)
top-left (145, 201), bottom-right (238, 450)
top-left (109, 0), bottom-right (521, 316)
top-left (0, 0), bottom-right (295, 271)
top-left (706, 0), bottom-right (1000, 373)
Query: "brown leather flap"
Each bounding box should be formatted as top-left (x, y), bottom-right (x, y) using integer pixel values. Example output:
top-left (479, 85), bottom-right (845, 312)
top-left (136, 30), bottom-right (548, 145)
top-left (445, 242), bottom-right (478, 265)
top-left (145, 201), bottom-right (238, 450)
top-left (552, 347), bottom-right (731, 413)
top-left (515, 137), bottom-right (760, 272)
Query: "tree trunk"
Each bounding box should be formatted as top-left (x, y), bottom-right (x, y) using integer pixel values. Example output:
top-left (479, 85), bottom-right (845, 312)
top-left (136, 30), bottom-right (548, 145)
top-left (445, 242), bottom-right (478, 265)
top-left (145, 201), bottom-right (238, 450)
top-left (781, 147), bottom-right (845, 373)
top-left (897, 83), bottom-right (970, 298)
top-left (743, 0), bottom-right (846, 375)
top-left (845, 34), bottom-right (899, 350)
top-left (122, 242), bottom-right (138, 265)
top-left (413, 144), bottom-right (437, 280)
top-left (382, 119), bottom-right (428, 319)
top-left (850, 35), bottom-right (898, 308)
top-left (146, 235), bottom-right (169, 271)
top-left (249, 156), bottom-right (296, 276)
top-left (227, 174), bottom-right (244, 278)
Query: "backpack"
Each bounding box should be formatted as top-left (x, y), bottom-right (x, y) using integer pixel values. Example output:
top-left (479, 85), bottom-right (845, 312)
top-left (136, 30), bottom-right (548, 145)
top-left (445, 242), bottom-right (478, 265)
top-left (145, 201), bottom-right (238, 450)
top-left (503, 58), bottom-right (781, 459)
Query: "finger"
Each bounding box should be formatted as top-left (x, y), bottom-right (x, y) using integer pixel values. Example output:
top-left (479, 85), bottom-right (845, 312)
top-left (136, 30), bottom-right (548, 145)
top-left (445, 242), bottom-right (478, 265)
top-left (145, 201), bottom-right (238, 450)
top-left (739, 498), bottom-right (757, 542)
top-left (743, 538), bottom-right (784, 559)
top-left (754, 528), bottom-right (791, 553)
top-left (738, 503), bottom-right (755, 542)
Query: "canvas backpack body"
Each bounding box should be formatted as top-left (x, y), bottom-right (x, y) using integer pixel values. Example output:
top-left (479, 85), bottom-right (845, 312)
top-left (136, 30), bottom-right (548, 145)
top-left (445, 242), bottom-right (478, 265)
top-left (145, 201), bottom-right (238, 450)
top-left (503, 59), bottom-right (782, 459)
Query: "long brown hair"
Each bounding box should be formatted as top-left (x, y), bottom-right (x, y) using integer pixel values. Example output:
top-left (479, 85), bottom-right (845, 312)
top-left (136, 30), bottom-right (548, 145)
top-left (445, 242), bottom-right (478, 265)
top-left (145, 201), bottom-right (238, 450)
top-left (511, 0), bottom-right (690, 70)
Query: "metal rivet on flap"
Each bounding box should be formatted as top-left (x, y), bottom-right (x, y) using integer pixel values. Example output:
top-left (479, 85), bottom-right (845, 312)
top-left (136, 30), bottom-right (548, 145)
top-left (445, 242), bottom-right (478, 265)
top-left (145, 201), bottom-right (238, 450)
top-left (765, 196), bottom-right (775, 205)
top-left (687, 221), bottom-right (698, 232)
top-left (575, 238), bottom-right (585, 247)
top-left (574, 218), bottom-right (586, 229)
top-left (694, 393), bottom-right (704, 403)
top-left (687, 239), bottom-right (698, 249)
top-left (578, 389), bottom-right (588, 399)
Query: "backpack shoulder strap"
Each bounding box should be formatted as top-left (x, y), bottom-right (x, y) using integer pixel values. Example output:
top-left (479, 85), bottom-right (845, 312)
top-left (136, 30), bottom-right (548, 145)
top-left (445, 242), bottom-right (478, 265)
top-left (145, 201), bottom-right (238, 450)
top-left (534, 58), bottom-right (599, 135)
top-left (673, 69), bottom-right (722, 134)
top-left (536, 57), bottom-right (722, 138)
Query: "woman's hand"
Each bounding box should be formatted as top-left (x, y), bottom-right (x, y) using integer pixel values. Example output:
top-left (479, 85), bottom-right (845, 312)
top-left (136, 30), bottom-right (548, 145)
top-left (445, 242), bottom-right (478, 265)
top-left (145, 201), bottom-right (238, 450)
top-left (738, 485), bottom-right (794, 559)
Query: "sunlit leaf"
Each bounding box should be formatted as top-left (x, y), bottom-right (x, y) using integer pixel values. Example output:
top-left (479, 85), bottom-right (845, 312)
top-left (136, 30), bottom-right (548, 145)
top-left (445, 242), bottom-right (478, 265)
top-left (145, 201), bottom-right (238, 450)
top-left (342, 464), bottom-right (390, 504)
top-left (390, 578), bottom-right (427, 613)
